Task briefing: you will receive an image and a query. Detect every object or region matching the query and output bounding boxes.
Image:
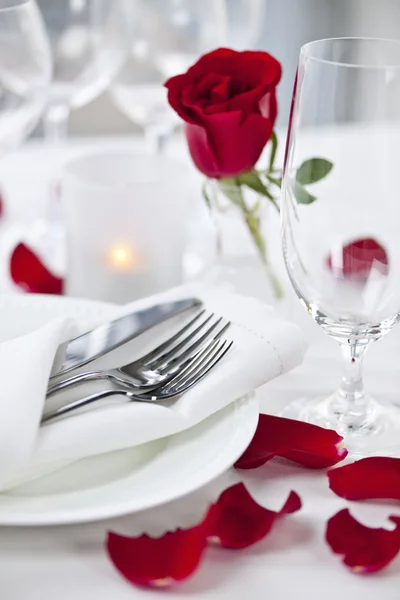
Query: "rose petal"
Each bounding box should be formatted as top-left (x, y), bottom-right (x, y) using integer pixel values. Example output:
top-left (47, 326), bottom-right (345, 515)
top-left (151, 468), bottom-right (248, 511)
top-left (184, 105), bottom-right (275, 178)
top-left (328, 457), bottom-right (400, 501)
top-left (235, 414), bottom-right (347, 470)
top-left (326, 238), bottom-right (388, 281)
top-left (107, 483), bottom-right (302, 587)
top-left (326, 509), bottom-right (400, 573)
top-left (206, 482), bottom-right (302, 549)
top-left (106, 522), bottom-right (209, 588)
top-left (10, 243), bottom-right (63, 295)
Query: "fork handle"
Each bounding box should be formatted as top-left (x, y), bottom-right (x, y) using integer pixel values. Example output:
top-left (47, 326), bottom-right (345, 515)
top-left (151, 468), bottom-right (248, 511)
top-left (47, 370), bottom-right (133, 397)
top-left (42, 388), bottom-right (130, 423)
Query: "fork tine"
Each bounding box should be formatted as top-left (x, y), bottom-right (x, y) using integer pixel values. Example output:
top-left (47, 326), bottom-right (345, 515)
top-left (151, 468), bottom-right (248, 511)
top-left (133, 309), bottom-right (206, 366)
top-left (162, 338), bottom-right (222, 391)
top-left (145, 313), bottom-right (220, 371)
top-left (153, 334), bottom-right (222, 383)
top-left (168, 340), bottom-right (233, 395)
top-left (155, 318), bottom-right (231, 374)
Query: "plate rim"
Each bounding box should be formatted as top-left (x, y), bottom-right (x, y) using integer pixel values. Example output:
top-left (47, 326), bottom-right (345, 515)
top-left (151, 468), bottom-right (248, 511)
top-left (0, 394), bottom-right (258, 526)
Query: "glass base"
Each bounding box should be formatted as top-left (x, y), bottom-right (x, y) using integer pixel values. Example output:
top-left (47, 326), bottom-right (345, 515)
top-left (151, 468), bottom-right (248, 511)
top-left (280, 394), bottom-right (400, 458)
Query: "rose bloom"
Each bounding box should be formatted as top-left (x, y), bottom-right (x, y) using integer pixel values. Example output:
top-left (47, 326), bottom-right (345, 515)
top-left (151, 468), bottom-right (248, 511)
top-left (165, 48), bottom-right (282, 179)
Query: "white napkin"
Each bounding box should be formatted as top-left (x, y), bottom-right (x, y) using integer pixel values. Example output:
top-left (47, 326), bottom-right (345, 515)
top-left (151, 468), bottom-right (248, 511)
top-left (0, 285), bottom-right (306, 490)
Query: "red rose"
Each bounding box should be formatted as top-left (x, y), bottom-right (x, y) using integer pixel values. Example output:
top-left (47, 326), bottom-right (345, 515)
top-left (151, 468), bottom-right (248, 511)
top-left (165, 48), bottom-right (282, 178)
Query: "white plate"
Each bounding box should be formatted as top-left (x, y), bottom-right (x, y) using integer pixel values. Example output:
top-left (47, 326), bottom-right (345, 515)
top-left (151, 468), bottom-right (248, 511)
top-left (0, 294), bottom-right (258, 525)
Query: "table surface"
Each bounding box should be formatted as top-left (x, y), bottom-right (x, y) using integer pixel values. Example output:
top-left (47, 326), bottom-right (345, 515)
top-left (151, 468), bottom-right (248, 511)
top-left (1, 138), bottom-right (400, 600)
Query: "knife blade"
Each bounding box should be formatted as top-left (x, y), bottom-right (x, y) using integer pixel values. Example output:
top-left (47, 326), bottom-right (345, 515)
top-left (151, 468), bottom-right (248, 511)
top-left (50, 297), bottom-right (202, 379)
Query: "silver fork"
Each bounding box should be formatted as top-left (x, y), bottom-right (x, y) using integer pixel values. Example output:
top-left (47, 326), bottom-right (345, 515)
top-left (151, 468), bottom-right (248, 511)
top-left (47, 311), bottom-right (230, 397)
top-left (42, 337), bottom-right (233, 423)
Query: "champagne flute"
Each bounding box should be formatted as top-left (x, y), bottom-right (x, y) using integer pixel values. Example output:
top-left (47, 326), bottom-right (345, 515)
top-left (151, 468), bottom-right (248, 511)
top-left (281, 37), bottom-right (400, 455)
top-left (37, 0), bottom-right (127, 142)
top-left (109, 0), bottom-right (226, 153)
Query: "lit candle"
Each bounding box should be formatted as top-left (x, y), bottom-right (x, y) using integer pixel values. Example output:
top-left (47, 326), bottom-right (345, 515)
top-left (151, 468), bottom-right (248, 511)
top-left (63, 152), bottom-right (190, 303)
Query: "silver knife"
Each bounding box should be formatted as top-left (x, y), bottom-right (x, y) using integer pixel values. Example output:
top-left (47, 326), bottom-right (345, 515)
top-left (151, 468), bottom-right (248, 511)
top-left (50, 297), bottom-right (202, 379)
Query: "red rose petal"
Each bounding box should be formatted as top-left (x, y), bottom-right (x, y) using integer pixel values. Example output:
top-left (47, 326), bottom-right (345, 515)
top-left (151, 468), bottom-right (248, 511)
top-left (10, 243), bottom-right (63, 295)
top-left (326, 509), bottom-right (400, 573)
top-left (107, 522), bottom-right (209, 588)
top-left (185, 106), bottom-right (275, 178)
top-left (327, 237), bottom-right (388, 282)
top-left (235, 414), bottom-right (347, 470)
top-left (328, 457), bottom-right (400, 501)
top-left (107, 483), bottom-right (303, 587)
top-left (206, 483), bottom-right (302, 549)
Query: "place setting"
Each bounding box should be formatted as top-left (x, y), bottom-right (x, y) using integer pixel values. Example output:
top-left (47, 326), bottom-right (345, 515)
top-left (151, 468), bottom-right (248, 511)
top-left (0, 1), bottom-right (400, 597)
top-left (0, 284), bottom-right (304, 525)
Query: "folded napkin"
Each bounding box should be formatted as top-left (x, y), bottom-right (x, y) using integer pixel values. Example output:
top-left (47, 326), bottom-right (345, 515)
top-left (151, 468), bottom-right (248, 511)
top-left (0, 285), bottom-right (306, 491)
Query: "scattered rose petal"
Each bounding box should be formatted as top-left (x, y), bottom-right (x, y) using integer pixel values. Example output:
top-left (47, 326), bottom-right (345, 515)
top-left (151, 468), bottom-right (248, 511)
top-left (10, 243), bottom-right (63, 295)
top-left (107, 482), bottom-right (302, 587)
top-left (326, 238), bottom-right (388, 282)
top-left (328, 457), bottom-right (400, 501)
top-left (235, 414), bottom-right (347, 470)
top-left (206, 482), bottom-right (302, 549)
top-left (107, 522), bottom-right (209, 588)
top-left (326, 509), bottom-right (400, 573)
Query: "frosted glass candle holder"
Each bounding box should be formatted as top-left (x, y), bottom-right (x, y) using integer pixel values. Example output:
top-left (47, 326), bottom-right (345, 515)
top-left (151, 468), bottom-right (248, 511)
top-left (62, 151), bottom-right (192, 303)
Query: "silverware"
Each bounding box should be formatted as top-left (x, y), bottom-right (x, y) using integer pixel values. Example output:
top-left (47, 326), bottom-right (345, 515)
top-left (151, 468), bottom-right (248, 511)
top-left (47, 311), bottom-right (230, 396)
top-left (51, 297), bottom-right (202, 379)
top-left (42, 337), bottom-right (233, 423)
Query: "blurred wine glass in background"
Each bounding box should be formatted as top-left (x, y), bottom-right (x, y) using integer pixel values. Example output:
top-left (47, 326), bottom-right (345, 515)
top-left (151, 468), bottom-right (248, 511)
top-left (0, 0), bottom-right (51, 156)
top-left (109, 0), bottom-right (227, 153)
top-left (37, 0), bottom-right (127, 143)
top-left (31, 0), bottom-right (128, 265)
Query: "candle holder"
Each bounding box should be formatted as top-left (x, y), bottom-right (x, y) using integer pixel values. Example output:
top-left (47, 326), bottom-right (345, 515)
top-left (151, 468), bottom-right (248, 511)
top-left (62, 151), bottom-right (192, 303)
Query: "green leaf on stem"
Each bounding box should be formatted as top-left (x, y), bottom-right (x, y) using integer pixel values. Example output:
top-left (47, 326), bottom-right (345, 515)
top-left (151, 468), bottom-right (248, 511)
top-left (239, 170), bottom-right (271, 198)
top-left (296, 158), bottom-right (333, 185)
top-left (237, 170), bottom-right (280, 212)
top-left (268, 130), bottom-right (278, 172)
top-left (294, 181), bottom-right (316, 204)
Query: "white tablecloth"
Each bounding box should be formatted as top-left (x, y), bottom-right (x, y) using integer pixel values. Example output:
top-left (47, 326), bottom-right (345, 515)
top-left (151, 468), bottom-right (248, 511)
top-left (0, 138), bottom-right (400, 600)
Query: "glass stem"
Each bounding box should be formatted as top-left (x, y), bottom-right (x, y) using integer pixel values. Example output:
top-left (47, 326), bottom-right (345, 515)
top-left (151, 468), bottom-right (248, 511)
top-left (332, 341), bottom-right (374, 427)
top-left (42, 105), bottom-right (70, 225)
top-left (43, 104), bottom-right (70, 144)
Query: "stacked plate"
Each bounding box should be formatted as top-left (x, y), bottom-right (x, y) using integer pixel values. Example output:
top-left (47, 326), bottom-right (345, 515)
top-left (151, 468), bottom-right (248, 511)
top-left (0, 294), bottom-right (258, 525)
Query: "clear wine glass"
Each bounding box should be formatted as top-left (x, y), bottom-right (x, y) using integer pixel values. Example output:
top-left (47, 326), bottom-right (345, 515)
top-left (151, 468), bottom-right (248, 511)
top-left (0, 0), bottom-right (51, 154)
top-left (31, 0), bottom-right (128, 268)
top-left (37, 0), bottom-right (127, 142)
top-left (109, 0), bottom-right (226, 153)
top-left (281, 37), bottom-right (400, 456)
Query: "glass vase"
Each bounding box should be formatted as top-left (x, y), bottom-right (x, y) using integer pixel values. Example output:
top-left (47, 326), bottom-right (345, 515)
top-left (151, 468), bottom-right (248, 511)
top-left (201, 178), bottom-right (284, 304)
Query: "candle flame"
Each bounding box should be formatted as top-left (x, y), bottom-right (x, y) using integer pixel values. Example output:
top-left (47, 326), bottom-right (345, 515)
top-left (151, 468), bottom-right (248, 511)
top-left (107, 243), bottom-right (140, 271)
